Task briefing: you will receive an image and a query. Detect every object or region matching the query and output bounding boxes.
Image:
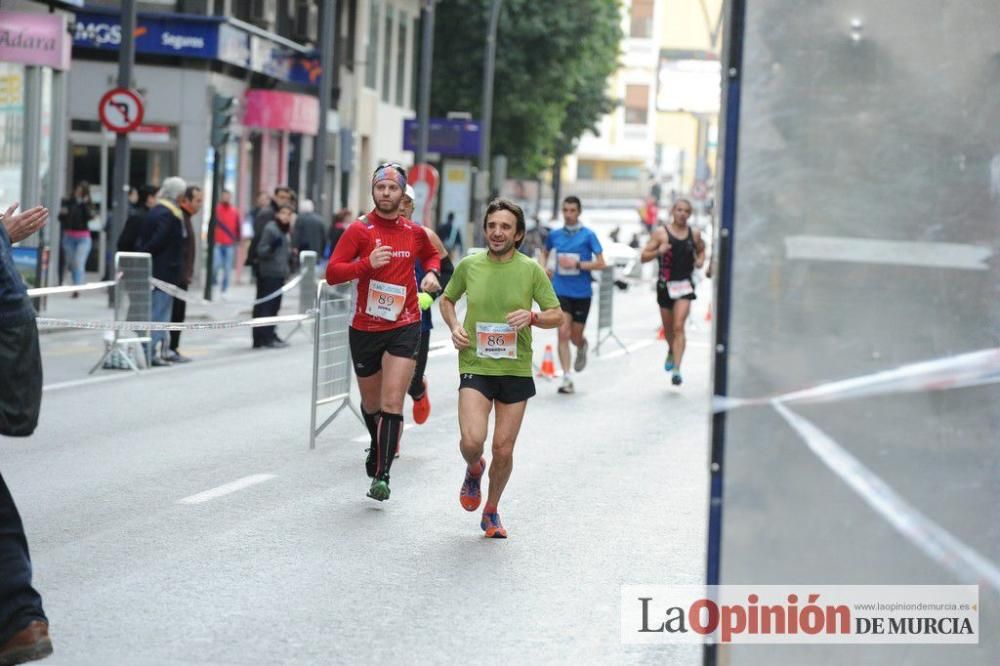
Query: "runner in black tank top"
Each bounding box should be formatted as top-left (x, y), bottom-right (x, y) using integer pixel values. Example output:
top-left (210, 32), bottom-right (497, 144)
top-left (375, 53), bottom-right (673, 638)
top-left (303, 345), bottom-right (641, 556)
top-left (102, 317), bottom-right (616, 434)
top-left (640, 199), bottom-right (705, 386)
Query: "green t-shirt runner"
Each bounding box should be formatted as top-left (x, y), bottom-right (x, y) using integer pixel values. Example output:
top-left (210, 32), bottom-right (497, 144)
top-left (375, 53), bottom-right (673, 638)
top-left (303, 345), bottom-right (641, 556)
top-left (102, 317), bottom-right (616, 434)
top-left (443, 250), bottom-right (559, 378)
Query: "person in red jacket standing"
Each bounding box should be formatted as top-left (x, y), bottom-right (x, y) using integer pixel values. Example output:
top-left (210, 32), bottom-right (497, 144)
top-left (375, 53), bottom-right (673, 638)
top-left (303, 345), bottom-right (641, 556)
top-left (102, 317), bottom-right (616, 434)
top-left (326, 163), bottom-right (441, 502)
top-left (213, 189), bottom-right (241, 297)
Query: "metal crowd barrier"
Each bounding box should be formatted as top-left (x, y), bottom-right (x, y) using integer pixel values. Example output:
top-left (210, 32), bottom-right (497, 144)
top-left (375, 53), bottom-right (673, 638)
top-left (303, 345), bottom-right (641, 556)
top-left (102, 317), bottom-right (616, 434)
top-left (286, 250), bottom-right (317, 341)
top-left (309, 280), bottom-right (363, 449)
top-left (89, 252), bottom-right (152, 374)
top-left (594, 266), bottom-right (627, 356)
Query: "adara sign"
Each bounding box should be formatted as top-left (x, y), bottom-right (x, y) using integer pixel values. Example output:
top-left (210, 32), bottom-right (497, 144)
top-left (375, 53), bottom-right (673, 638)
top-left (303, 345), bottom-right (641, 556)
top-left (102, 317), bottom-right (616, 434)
top-left (0, 11), bottom-right (71, 71)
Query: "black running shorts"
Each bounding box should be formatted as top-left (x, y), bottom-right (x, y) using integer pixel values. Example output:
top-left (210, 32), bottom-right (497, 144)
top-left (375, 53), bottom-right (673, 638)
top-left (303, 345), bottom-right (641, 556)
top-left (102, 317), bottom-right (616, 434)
top-left (557, 296), bottom-right (592, 324)
top-left (656, 278), bottom-right (697, 310)
top-left (459, 373), bottom-right (536, 404)
top-left (348, 323), bottom-right (421, 377)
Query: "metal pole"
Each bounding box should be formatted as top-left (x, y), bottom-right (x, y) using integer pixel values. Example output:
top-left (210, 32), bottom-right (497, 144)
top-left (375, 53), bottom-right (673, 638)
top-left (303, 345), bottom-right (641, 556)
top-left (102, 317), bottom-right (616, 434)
top-left (203, 144), bottom-right (224, 301)
top-left (314, 0), bottom-right (336, 222)
top-left (415, 0), bottom-right (436, 165)
top-left (46, 69), bottom-right (68, 291)
top-left (21, 66), bottom-right (42, 296)
top-left (108, 0), bottom-right (137, 276)
top-left (474, 0), bottom-right (503, 247)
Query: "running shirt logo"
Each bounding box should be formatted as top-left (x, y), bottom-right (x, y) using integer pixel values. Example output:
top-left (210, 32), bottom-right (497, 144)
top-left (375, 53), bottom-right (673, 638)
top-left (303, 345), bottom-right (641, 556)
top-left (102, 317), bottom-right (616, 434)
top-left (365, 280), bottom-right (407, 321)
top-left (475, 323), bottom-right (517, 360)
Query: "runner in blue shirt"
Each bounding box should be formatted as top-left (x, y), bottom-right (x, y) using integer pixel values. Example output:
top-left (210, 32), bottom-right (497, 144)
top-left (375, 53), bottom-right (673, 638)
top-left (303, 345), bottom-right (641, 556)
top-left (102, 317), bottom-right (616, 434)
top-left (541, 196), bottom-right (606, 394)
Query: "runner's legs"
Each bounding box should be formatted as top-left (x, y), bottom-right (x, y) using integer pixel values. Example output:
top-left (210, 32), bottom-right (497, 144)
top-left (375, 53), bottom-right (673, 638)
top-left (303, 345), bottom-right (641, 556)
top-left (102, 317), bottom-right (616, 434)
top-left (671, 299), bottom-right (691, 370)
top-left (557, 311), bottom-right (573, 375)
top-left (458, 387), bottom-right (492, 468)
top-left (485, 399), bottom-right (528, 508)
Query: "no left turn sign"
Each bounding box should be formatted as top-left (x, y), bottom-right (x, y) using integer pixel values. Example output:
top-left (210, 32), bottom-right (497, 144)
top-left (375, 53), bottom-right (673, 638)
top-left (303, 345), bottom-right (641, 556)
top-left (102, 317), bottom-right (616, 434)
top-left (98, 88), bottom-right (145, 134)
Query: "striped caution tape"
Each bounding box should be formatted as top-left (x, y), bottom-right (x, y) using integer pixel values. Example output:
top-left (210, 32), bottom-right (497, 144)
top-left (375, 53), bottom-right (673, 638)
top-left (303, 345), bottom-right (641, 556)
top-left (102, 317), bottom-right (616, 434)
top-left (773, 401), bottom-right (1000, 593)
top-left (713, 347), bottom-right (1000, 413)
top-left (26, 280), bottom-right (116, 297)
top-left (35, 312), bottom-right (314, 332)
top-left (149, 273), bottom-right (305, 306)
top-left (712, 348), bottom-right (1000, 593)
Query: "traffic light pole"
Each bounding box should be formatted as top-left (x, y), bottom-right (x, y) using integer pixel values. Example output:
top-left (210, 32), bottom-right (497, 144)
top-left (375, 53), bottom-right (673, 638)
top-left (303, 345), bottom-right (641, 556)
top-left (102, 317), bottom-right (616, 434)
top-left (203, 143), bottom-right (224, 301)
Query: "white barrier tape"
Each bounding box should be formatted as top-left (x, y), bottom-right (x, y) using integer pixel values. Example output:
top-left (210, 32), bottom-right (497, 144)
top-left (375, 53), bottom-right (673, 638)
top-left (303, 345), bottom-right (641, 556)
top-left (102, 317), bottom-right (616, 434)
top-left (35, 312), bottom-right (313, 332)
top-left (26, 280), bottom-right (116, 297)
top-left (772, 401), bottom-right (1000, 593)
top-left (148, 278), bottom-right (212, 305)
top-left (713, 347), bottom-right (1000, 413)
top-left (251, 273), bottom-right (304, 305)
top-left (148, 273), bottom-right (305, 307)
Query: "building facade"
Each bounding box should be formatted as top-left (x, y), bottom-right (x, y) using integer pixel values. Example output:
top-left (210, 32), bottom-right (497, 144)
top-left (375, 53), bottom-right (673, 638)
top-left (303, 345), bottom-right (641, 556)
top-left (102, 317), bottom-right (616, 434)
top-left (566, 0), bottom-right (723, 204)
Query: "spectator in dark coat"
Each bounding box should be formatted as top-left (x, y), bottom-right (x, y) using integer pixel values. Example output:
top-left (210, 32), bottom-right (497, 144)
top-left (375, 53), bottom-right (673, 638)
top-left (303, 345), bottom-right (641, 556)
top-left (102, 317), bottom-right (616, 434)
top-left (165, 185), bottom-right (203, 364)
top-left (117, 185), bottom-right (158, 253)
top-left (245, 186), bottom-right (292, 278)
top-left (137, 177), bottom-right (187, 366)
top-left (252, 204), bottom-right (293, 349)
top-left (292, 199), bottom-right (326, 264)
top-left (0, 202), bottom-right (54, 663)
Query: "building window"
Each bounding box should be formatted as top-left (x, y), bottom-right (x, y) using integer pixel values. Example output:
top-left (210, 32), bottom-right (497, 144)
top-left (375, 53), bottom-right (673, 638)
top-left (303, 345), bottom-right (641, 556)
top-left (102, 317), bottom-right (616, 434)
top-left (411, 16), bottom-right (420, 110)
top-left (343, 0), bottom-right (357, 73)
top-left (396, 11), bottom-right (407, 107)
top-left (630, 0), bottom-right (654, 38)
top-left (365, 0), bottom-right (380, 89)
top-left (577, 163), bottom-right (595, 180)
top-left (381, 5), bottom-right (394, 103)
top-left (624, 84), bottom-right (649, 125)
top-left (611, 165), bottom-right (642, 181)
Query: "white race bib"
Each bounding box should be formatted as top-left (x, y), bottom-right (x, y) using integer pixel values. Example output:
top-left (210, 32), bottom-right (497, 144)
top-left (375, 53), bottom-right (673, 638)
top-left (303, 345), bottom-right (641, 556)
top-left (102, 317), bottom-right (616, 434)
top-left (555, 251), bottom-right (581, 276)
top-left (365, 280), bottom-right (407, 321)
top-left (475, 323), bottom-right (517, 360)
top-left (666, 279), bottom-right (694, 299)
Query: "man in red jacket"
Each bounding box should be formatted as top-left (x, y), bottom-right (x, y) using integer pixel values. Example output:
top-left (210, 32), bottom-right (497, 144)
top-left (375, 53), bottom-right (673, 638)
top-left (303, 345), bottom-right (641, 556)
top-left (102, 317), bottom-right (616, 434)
top-left (326, 163), bottom-right (441, 502)
top-left (213, 189), bottom-right (241, 296)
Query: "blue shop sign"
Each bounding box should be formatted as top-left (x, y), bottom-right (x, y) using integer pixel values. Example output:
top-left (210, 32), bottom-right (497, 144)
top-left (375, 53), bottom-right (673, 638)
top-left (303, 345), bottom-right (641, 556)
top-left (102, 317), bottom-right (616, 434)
top-left (73, 10), bottom-right (219, 58)
top-left (403, 119), bottom-right (482, 157)
top-left (72, 10), bottom-right (318, 85)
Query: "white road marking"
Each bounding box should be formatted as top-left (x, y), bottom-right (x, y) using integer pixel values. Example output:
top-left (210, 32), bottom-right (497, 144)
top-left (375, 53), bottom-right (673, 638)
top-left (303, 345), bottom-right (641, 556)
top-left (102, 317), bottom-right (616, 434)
top-left (177, 474), bottom-right (276, 504)
top-left (785, 235), bottom-right (991, 271)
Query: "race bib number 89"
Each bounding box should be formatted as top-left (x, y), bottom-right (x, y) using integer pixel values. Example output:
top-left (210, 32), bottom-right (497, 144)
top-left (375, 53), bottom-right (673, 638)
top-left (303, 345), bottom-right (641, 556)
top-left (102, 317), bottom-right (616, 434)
top-left (475, 323), bottom-right (517, 360)
top-left (666, 279), bottom-right (694, 299)
top-left (365, 280), bottom-right (407, 321)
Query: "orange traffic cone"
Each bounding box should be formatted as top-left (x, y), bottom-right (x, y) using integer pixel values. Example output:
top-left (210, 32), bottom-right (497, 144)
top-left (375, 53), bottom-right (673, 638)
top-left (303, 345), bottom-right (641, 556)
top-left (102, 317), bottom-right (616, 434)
top-left (705, 303), bottom-right (713, 322)
top-left (537, 344), bottom-right (557, 378)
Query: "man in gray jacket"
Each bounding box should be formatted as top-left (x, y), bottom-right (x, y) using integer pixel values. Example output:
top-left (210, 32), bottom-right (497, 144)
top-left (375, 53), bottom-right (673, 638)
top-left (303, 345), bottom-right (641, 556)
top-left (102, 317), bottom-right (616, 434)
top-left (251, 203), bottom-right (293, 349)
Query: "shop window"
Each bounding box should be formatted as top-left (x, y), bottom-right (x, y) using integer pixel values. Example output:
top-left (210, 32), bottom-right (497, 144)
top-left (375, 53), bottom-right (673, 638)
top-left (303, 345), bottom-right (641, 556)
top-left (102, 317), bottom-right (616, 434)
top-left (630, 0), bottom-right (654, 38)
top-left (577, 163), bottom-right (595, 180)
top-left (625, 84), bottom-right (649, 125)
top-left (382, 5), bottom-right (395, 103)
top-left (365, 0), bottom-right (380, 89)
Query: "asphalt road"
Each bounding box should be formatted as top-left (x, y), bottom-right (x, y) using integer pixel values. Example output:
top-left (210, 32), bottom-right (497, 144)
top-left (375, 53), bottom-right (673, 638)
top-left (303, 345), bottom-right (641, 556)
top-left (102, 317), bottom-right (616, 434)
top-left (6, 273), bottom-right (713, 665)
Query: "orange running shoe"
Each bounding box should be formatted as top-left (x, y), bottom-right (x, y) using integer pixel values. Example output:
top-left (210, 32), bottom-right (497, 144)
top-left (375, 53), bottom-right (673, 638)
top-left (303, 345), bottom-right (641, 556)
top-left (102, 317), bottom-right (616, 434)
top-left (460, 458), bottom-right (486, 511)
top-left (412, 378), bottom-right (431, 424)
top-left (480, 511), bottom-right (508, 539)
